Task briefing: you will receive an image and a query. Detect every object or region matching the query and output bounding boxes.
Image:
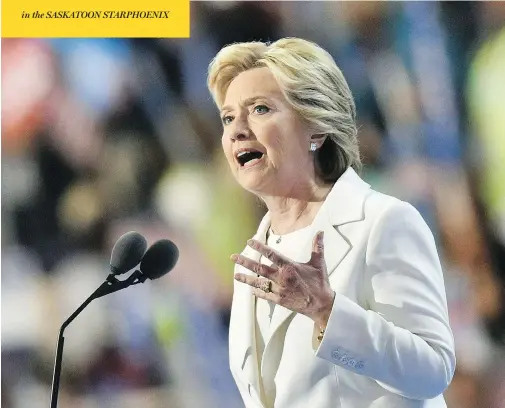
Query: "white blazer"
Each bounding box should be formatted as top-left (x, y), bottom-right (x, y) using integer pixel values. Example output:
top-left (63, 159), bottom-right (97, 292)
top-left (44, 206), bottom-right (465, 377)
top-left (229, 168), bottom-right (456, 408)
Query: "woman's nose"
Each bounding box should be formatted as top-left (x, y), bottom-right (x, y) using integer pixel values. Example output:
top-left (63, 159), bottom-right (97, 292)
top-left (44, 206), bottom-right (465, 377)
top-left (230, 119), bottom-right (252, 141)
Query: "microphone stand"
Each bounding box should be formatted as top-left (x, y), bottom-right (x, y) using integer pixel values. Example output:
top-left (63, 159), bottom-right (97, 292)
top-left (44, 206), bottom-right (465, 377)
top-left (50, 270), bottom-right (148, 408)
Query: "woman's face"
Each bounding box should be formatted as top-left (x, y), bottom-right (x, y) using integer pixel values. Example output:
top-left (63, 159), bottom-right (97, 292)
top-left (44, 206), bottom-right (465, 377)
top-left (220, 67), bottom-right (313, 195)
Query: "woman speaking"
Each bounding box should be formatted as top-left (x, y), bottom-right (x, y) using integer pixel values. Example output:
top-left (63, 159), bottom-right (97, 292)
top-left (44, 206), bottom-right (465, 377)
top-left (207, 37), bottom-right (455, 408)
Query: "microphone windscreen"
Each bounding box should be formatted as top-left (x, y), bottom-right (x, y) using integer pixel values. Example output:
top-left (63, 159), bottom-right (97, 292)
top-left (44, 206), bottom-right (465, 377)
top-left (110, 231), bottom-right (148, 275)
top-left (140, 239), bottom-right (179, 280)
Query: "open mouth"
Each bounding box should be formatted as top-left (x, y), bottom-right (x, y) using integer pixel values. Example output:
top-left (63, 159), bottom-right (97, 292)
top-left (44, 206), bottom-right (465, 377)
top-left (236, 150), bottom-right (265, 167)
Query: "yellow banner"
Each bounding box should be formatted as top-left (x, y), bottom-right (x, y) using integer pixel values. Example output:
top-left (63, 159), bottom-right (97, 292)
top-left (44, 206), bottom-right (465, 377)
top-left (2, 0), bottom-right (190, 38)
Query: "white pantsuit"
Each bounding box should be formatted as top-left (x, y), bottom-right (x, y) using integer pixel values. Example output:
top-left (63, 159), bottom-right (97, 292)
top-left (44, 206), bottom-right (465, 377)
top-left (229, 168), bottom-right (456, 408)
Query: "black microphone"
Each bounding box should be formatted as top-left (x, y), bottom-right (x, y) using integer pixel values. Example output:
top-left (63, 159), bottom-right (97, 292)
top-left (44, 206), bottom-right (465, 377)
top-left (140, 239), bottom-right (179, 280)
top-left (110, 231), bottom-right (147, 275)
top-left (50, 233), bottom-right (178, 408)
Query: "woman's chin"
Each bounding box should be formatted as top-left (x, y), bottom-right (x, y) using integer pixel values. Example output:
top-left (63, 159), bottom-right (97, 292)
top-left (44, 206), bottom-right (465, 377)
top-left (238, 176), bottom-right (263, 191)
top-left (236, 170), bottom-right (268, 192)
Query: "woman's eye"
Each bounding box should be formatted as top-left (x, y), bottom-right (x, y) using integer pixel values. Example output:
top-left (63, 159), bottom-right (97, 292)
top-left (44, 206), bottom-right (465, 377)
top-left (222, 115), bottom-right (233, 125)
top-left (253, 105), bottom-right (270, 114)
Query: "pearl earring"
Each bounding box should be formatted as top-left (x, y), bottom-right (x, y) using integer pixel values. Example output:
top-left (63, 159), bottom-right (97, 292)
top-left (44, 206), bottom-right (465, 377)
top-left (309, 142), bottom-right (317, 152)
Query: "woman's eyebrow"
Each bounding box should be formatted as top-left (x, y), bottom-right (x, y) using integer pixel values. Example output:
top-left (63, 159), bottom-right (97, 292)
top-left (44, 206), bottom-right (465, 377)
top-left (221, 96), bottom-right (270, 113)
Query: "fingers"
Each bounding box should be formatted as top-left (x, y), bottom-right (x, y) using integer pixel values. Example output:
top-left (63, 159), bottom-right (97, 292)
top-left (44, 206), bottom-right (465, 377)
top-left (312, 231), bottom-right (324, 254)
top-left (246, 239), bottom-right (290, 268)
top-left (234, 273), bottom-right (281, 302)
top-left (252, 286), bottom-right (281, 303)
top-left (309, 231), bottom-right (324, 266)
top-left (230, 254), bottom-right (278, 279)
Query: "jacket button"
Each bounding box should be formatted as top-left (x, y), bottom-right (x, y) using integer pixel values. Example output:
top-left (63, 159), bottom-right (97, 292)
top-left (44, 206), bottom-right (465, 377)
top-left (332, 350), bottom-right (341, 360)
top-left (355, 361), bottom-right (364, 369)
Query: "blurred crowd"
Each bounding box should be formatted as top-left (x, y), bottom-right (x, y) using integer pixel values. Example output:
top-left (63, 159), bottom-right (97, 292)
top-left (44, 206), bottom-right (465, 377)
top-left (2, 2), bottom-right (505, 408)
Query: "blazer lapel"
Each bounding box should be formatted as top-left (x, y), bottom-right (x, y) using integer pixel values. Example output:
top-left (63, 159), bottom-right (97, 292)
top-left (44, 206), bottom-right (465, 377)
top-left (316, 168), bottom-right (371, 277)
top-left (234, 213), bottom-right (272, 395)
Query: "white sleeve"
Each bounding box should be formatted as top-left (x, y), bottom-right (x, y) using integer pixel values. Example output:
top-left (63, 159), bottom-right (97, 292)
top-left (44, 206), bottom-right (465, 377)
top-left (314, 201), bottom-right (456, 400)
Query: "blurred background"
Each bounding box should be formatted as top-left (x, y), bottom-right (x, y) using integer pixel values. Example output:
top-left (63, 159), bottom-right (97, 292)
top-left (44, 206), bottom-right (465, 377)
top-left (2, 1), bottom-right (505, 407)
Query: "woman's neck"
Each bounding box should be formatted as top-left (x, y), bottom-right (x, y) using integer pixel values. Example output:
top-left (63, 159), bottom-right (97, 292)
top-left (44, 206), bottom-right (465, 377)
top-left (262, 182), bottom-right (332, 236)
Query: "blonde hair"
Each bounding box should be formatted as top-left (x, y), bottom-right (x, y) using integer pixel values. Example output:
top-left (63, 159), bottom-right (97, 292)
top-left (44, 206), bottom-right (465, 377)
top-left (207, 37), bottom-right (362, 180)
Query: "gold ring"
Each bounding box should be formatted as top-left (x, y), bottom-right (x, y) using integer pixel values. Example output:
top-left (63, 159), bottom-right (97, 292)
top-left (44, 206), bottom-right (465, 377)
top-left (260, 279), bottom-right (272, 293)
